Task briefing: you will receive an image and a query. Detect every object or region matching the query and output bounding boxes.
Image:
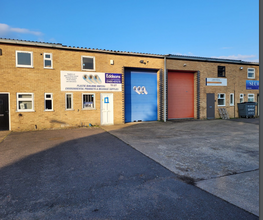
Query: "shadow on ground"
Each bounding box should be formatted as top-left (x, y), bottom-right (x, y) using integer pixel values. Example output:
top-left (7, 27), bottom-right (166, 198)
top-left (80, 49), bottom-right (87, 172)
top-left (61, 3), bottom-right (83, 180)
top-left (0, 127), bottom-right (258, 219)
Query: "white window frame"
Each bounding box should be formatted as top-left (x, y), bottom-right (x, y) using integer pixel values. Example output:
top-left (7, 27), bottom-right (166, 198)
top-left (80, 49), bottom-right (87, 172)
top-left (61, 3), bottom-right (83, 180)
top-left (44, 93), bottom-right (53, 111)
top-left (81, 56), bottom-right (95, 71)
top-left (240, 94), bottom-right (244, 103)
top-left (43, 53), bottom-right (53, 69)
top-left (16, 93), bottom-right (34, 112)
top-left (247, 68), bottom-right (255, 79)
top-left (82, 93), bottom-right (95, 110)
top-left (230, 93), bottom-right (234, 106)
top-left (65, 93), bottom-right (73, 110)
top-left (218, 93), bottom-right (225, 106)
top-left (248, 94), bottom-right (254, 102)
top-left (16, 51), bottom-right (33, 68)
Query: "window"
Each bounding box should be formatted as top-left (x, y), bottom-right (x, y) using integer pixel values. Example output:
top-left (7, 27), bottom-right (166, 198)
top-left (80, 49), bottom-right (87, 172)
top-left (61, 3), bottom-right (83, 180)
top-left (82, 56), bottom-right (95, 71)
top-left (218, 93), bottom-right (225, 106)
top-left (44, 53), bottom-right (53, 68)
top-left (230, 93), bottom-right (234, 106)
top-left (247, 68), bottom-right (255, 79)
top-left (248, 94), bottom-right (254, 102)
top-left (45, 93), bottom-right (53, 111)
top-left (16, 51), bottom-right (33, 68)
top-left (82, 94), bottom-right (95, 109)
top-left (17, 93), bottom-right (34, 112)
top-left (240, 94), bottom-right (244, 103)
top-left (218, 66), bottom-right (225, 77)
top-left (65, 93), bottom-right (73, 110)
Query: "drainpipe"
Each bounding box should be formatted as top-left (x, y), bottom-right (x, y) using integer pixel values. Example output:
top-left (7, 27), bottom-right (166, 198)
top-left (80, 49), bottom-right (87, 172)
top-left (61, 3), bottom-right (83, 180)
top-left (163, 55), bottom-right (168, 122)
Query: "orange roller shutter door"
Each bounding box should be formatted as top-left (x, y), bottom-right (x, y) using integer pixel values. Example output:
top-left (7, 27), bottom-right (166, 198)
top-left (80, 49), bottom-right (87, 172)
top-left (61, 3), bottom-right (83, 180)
top-left (168, 71), bottom-right (194, 119)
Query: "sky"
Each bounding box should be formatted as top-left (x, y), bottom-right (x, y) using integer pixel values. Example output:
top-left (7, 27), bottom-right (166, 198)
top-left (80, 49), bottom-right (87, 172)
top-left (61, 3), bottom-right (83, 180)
top-left (0, 0), bottom-right (259, 62)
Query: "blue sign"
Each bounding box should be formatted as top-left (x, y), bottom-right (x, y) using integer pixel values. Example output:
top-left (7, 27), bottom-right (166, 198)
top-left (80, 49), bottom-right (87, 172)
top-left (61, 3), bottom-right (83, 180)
top-left (104, 97), bottom-right (109, 103)
top-left (246, 80), bottom-right (259, 90)
top-left (105, 73), bottom-right (122, 84)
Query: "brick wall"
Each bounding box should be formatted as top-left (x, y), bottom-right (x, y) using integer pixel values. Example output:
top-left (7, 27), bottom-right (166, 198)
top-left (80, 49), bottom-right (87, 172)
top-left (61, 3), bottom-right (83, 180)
top-left (0, 42), bottom-right (259, 131)
top-left (0, 43), bottom-right (164, 131)
top-left (167, 59), bottom-right (259, 119)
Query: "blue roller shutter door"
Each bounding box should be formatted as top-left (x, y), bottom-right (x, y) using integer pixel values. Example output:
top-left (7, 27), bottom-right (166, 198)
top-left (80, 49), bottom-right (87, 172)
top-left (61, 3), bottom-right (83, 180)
top-left (125, 69), bottom-right (157, 122)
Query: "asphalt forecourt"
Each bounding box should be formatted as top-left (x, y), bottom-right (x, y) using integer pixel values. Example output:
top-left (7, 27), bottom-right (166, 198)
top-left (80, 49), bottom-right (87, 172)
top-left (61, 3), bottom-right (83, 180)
top-left (0, 127), bottom-right (258, 219)
top-left (102, 118), bottom-right (259, 216)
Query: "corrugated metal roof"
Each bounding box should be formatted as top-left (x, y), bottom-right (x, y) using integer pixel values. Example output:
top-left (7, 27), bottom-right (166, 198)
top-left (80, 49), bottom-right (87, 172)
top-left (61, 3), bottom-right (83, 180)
top-left (167, 54), bottom-right (258, 65)
top-left (0, 38), bottom-right (163, 57)
top-left (0, 38), bottom-right (63, 47)
top-left (0, 38), bottom-right (259, 65)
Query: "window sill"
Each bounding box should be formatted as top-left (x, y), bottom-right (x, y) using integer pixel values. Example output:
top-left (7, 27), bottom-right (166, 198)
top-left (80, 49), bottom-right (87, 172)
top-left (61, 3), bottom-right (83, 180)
top-left (44, 110), bottom-right (54, 112)
top-left (16, 110), bottom-right (35, 112)
top-left (65, 109), bottom-right (74, 111)
top-left (82, 69), bottom-right (96, 71)
top-left (218, 105), bottom-right (225, 107)
top-left (44, 67), bottom-right (54, 69)
top-left (16, 66), bottom-right (34, 68)
top-left (82, 108), bottom-right (96, 111)
top-left (247, 77), bottom-right (255, 79)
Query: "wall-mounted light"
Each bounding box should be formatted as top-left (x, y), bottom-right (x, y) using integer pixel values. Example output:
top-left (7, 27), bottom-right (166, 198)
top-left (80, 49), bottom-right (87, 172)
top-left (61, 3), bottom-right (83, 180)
top-left (183, 64), bottom-right (187, 67)
top-left (140, 60), bottom-right (144, 63)
top-left (110, 60), bottom-right (114, 65)
top-left (240, 67), bottom-right (243, 70)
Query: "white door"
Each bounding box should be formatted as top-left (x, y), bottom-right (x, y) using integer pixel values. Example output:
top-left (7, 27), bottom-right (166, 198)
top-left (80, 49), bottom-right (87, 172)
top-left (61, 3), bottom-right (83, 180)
top-left (101, 93), bottom-right (114, 125)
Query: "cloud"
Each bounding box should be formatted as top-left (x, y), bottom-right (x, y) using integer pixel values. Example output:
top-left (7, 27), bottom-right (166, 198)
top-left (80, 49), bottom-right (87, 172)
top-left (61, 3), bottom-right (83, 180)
top-left (212, 54), bottom-right (257, 61)
top-left (221, 47), bottom-right (233, 50)
top-left (0, 23), bottom-right (42, 37)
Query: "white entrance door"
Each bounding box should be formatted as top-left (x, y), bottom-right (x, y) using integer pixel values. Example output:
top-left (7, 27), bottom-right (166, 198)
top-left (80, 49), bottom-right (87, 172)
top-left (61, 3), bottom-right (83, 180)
top-left (101, 93), bottom-right (114, 125)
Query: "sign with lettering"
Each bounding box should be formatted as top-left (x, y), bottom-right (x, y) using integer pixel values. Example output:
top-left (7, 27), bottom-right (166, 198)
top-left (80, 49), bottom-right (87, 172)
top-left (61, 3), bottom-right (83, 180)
top-left (246, 80), bottom-right (259, 90)
top-left (61, 71), bottom-right (122, 91)
top-left (206, 78), bottom-right (227, 86)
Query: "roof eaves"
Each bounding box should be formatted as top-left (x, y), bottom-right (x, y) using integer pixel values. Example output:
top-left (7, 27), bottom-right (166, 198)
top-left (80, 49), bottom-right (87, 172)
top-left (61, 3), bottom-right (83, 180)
top-left (168, 54), bottom-right (259, 65)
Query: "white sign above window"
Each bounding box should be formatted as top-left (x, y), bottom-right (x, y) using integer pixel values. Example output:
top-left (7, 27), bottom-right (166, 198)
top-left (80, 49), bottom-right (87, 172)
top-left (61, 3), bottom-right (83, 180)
top-left (61, 71), bottom-right (122, 92)
top-left (206, 78), bottom-right (227, 86)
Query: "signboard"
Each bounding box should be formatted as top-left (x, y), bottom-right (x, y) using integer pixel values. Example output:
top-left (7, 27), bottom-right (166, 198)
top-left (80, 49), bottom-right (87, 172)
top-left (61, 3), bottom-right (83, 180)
top-left (246, 80), bottom-right (259, 90)
top-left (206, 78), bottom-right (227, 86)
top-left (61, 71), bottom-right (122, 91)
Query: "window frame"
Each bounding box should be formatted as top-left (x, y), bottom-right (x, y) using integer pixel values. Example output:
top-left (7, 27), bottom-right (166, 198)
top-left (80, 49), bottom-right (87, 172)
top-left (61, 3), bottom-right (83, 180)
top-left (65, 93), bottom-right (73, 110)
top-left (81, 56), bottom-right (95, 71)
top-left (44, 93), bottom-right (53, 111)
top-left (230, 93), bottom-right (234, 106)
top-left (43, 53), bottom-right (53, 69)
top-left (247, 68), bottom-right (255, 79)
top-left (240, 94), bottom-right (244, 103)
top-left (16, 51), bottom-right (33, 68)
top-left (16, 93), bottom-right (34, 112)
top-left (82, 93), bottom-right (95, 110)
top-left (248, 94), bottom-right (254, 102)
top-left (217, 93), bottom-right (226, 106)
top-left (218, 66), bottom-right (226, 77)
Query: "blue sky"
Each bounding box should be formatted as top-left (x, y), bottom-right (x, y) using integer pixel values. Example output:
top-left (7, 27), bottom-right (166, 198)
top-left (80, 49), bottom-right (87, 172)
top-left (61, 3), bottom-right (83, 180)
top-left (0, 0), bottom-right (259, 62)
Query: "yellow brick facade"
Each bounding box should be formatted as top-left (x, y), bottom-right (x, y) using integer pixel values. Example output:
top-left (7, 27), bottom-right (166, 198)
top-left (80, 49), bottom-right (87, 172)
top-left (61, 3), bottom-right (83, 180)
top-left (0, 40), bottom-right (259, 131)
top-left (0, 42), bottom-right (164, 131)
top-left (167, 59), bottom-right (259, 119)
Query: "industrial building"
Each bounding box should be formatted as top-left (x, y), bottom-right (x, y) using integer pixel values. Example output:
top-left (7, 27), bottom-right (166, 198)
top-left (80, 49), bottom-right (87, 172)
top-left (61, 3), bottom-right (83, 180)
top-left (0, 38), bottom-right (259, 131)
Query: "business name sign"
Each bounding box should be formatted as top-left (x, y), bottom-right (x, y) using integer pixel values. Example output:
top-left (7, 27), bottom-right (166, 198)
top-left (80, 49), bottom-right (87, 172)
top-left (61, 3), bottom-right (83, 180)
top-left (246, 80), bottom-right (259, 90)
top-left (61, 71), bottom-right (122, 91)
top-left (206, 78), bottom-right (227, 86)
